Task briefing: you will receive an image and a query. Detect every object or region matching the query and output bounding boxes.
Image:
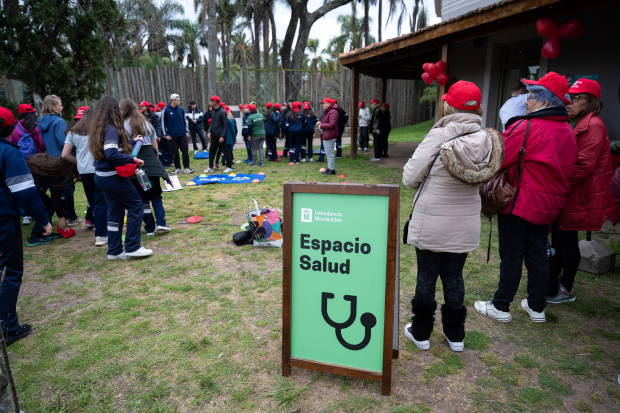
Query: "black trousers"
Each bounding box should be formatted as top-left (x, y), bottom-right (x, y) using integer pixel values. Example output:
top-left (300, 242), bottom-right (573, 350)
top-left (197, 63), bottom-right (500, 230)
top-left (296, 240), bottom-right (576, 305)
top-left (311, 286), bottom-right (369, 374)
top-left (492, 213), bottom-right (549, 312)
top-left (336, 131), bottom-right (344, 157)
top-left (414, 248), bottom-right (468, 309)
top-left (168, 135), bottom-right (190, 170)
top-left (266, 134), bottom-right (279, 161)
top-left (373, 131), bottom-right (385, 158)
top-left (549, 225), bottom-right (580, 295)
top-left (0, 217), bottom-right (23, 334)
top-left (209, 136), bottom-right (232, 168)
top-left (382, 130), bottom-right (390, 155)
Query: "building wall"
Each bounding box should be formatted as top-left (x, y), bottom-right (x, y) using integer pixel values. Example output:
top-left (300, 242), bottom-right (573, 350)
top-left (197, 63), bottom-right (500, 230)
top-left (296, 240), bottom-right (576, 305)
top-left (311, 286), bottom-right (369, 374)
top-left (442, 0), bottom-right (502, 21)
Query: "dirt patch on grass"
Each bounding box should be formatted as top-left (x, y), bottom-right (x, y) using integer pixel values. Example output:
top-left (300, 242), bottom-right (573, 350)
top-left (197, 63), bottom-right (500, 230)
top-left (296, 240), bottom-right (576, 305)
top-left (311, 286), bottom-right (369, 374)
top-left (366, 142), bottom-right (419, 169)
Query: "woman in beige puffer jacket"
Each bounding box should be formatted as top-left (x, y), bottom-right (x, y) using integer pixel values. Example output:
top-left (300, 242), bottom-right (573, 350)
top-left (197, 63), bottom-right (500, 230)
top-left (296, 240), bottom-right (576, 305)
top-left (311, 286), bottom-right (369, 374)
top-left (401, 81), bottom-right (503, 353)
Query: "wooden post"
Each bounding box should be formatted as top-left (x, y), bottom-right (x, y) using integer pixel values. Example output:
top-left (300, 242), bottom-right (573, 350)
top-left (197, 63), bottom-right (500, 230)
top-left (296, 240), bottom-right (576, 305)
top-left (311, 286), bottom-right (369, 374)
top-left (350, 64), bottom-right (360, 160)
top-left (381, 76), bottom-right (387, 104)
top-left (437, 42), bottom-right (453, 121)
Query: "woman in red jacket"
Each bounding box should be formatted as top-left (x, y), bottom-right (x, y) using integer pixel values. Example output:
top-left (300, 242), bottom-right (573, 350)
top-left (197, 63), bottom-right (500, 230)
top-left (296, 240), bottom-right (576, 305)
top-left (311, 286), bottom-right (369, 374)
top-left (475, 72), bottom-right (578, 324)
top-left (317, 98), bottom-right (339, 175)
top-left (547, 79), bottom-right (619, 304)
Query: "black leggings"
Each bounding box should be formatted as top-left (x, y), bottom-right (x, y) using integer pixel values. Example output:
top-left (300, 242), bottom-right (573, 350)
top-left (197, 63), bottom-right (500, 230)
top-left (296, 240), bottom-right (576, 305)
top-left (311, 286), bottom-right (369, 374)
top-left (549, 226), bottom-right (580, 294)
top-left (413, 248), bottom-right (468, 309)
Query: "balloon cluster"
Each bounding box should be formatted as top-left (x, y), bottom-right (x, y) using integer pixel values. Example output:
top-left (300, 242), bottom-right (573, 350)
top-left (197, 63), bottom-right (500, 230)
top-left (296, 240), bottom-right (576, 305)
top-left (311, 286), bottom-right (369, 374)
top-left (421, 61), bottom-right (448, 85)
top-left (536, 18), bottom-right (585, 59)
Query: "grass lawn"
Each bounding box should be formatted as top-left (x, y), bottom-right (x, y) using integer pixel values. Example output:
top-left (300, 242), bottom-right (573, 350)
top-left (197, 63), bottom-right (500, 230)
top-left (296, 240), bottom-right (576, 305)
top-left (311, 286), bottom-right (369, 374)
top-left (11, 122), bottom-right (620, 412)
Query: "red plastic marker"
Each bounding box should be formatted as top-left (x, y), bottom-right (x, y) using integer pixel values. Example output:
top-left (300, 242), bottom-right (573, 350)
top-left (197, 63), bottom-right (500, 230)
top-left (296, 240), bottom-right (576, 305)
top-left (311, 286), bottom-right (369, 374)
top-left (338, 174), bottom-right (346, 178)
top-left (187, 216), bottom-right (202, 224)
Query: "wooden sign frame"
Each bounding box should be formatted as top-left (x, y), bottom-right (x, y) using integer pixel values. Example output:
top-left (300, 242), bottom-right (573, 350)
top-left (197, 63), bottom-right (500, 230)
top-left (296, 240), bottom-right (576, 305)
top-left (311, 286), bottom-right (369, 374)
top-left (282, 182), bottom-right (400, 396)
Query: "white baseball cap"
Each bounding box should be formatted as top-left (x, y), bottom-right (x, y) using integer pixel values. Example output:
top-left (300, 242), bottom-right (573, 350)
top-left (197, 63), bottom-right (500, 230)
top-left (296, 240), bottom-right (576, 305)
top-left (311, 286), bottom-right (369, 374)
top-left (170, 93), bottom-right (180, 100)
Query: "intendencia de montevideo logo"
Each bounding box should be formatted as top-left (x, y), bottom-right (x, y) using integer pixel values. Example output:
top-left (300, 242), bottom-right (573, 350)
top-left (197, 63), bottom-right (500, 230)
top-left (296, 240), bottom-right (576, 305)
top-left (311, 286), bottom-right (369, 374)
top-left (301, 208), bottom-right (342, 223)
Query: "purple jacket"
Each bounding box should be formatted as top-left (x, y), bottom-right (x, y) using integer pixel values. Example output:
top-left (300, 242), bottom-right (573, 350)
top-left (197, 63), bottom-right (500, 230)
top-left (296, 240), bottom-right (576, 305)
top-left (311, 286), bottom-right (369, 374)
top-left (321, 104), bottom-right (340, 141)
top-left (9, 120), bottom-right (46, 153)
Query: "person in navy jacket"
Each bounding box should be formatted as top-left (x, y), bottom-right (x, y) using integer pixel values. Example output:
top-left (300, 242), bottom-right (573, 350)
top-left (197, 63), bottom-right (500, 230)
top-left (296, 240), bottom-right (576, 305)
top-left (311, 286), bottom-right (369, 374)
top-left (0, 107), bottom-right (51, 345)
top-left (162, 93), bottom-right (192, 175)
top-left (285, 102), bottom-right (306, 164)
top-left (301, 101), bottom-right (317, 161)
top-left (264, 103), bottom-right (281, 162)
top-left (186, 100), bottom-right (207, 152)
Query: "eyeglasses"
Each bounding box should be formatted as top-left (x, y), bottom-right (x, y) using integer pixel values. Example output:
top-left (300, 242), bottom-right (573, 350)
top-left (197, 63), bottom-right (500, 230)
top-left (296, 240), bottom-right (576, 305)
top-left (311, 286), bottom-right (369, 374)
top-left (526, 94), bottom-right (536, 101)
top-left (570, 95), bottom-right (589, 103)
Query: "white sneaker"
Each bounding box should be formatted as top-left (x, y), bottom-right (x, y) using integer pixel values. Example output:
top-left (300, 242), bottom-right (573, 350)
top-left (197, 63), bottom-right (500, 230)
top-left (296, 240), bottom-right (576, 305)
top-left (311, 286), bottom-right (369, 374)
top-left (107, 251), bottom-right (127, 260)
top-left (67, 218), bottom-right (82, 227)
top-left (146, 232), bottom-right (155, 236)
top-left (370, 157), bottom-right (381, 161)
top-left (204, 168), bottom-right (213, 173)
top-left (404, 323), bottom-right (430, 350)
top-left (184, 168), bottom-right (194, 174)
top-left (520, 298), bottom-right (546, 323)
top-left (126, 247), bottom-right (153, 258)
top-left (95, 236), bottom-right (107, 246)
top-left (22, 216), bottom-right (31, 225)
top-left (203, 149), bottom-right (208, 153)
top-left (474, 300), bottom-right (512, 322)
top-left (223, 167), bottom-right (235, 173)
top-left (442, 329), bottom-right (464, 352)
top-left (301, 158), bottom-right (306, 163)
top-left (155, 225), bottom-right (171, 233)
top-left (309, 158), bottom-right (314, 162)
top-left (170, 169), bottom-right (181, 175)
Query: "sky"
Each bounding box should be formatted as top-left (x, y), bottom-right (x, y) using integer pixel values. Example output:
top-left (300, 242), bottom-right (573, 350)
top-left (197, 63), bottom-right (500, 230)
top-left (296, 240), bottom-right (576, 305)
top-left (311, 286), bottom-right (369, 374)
top-left (182, 0), bottom-right (442, 61)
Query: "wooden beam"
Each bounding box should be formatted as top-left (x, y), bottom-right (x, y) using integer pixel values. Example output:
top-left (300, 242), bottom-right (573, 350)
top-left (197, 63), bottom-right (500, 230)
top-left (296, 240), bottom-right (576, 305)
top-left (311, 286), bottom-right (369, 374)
top-left (350, 64), bottom-right (360, 160)
top-left (437, 43), bottom-right (451, 121)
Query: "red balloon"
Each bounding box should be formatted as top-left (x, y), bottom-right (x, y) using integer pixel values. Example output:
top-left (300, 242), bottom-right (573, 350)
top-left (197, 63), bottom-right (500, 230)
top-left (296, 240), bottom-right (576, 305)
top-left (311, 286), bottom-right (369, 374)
top-left (423, 63), bottom-right (438, 75)
top-left (421, 72), bottom-right (435, 85)
top-left (435, 72), bottom-right (449, 86)
top-left (435, 60), bottom-right (446, 73)
top-left (536, 18), bottom-right (557, 37)
top-left (557, 20), bottom-right (585, 38)
top-left (541, 36), bottom-right (560, 59)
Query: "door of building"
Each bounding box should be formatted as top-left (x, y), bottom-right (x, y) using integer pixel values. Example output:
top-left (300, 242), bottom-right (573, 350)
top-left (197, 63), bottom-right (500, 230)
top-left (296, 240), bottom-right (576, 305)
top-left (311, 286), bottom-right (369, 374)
top-left (495, 40), bottom-right (542, 130)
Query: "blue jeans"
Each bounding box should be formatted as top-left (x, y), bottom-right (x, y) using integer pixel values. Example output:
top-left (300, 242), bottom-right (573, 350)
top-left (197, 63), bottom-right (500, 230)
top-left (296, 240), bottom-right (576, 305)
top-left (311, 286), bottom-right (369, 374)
top-left (243, 134), bottom-right (252, 160)
top-left (62, 184), bottom-right (77, 220)
top-left (492, 213), bottom-right (550, 312)
top-left (0, 217), bottom-right (23, 334)
top-left (95, 173), bottom-right (144, 256)
top-left (132, 178), bottom-right (165, 233)
top-left (189, 128), bottom-right (207, 151)
top-left (289, 132), bottom-right (302, 163)
top-left (158, 137), bottom-right (174, 166)
top-left (318, 140), bottom-right (326, 161)
top-left (81, 173), bottom-right (108, 237)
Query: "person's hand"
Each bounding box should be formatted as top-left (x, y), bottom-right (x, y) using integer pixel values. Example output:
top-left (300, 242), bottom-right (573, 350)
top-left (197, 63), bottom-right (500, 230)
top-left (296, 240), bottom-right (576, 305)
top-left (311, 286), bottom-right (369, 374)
top-left (166, 135), bottom-right (171, 140)
top-left (193, 119), bottom-right (197, 123)
top-left (42, 223), bottom-right (52, 236)
top-left (157, 137), bottom-right (161, 142)
top-left (219, 137), bottom-right (224, 143)
top-left (57, 217), bottom-right (67, 230)
top-left (134, 135), bottom-right (144, 142)
top-left (248, 136), bottom-right (251, 141)
top-left (207, 133), bottom-right (211, 138)
top-left (134, 157), bottom-right (144, 167)
top-left (186, 132), bottom-right (189, 138)
top-left (376, 130), bottom-right (380, 134)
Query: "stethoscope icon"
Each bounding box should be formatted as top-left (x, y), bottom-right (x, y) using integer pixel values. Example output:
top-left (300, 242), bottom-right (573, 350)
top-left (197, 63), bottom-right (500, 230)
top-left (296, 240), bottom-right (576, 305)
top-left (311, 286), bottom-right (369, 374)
top-left (321, 292), bottom-right (377, 351)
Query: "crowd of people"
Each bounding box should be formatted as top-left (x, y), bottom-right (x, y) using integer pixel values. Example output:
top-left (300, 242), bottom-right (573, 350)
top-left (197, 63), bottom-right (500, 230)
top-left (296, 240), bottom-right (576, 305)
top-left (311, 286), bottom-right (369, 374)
top-left (402, 73), bottom-right (618, 353)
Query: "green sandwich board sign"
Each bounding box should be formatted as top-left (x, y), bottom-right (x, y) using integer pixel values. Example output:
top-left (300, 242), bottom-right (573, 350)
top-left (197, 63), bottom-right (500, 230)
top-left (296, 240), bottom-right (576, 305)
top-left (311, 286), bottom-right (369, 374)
top-left (282, 182), bottom-right (400, 396)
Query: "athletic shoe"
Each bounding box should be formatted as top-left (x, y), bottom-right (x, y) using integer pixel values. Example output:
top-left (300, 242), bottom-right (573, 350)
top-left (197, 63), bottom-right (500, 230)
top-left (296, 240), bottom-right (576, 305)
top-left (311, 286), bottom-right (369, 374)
top-left (95, 236), bottom-right (107, 246)
top-left (45, 232), bottom-right (62, 240)
top-left (309, 158), bottom-right (314, 162)
top-left (404, 323), bottom-right (430, 350)
top-left (22, 216), bottom-right (31, 225)
top-left (315, 159), bottom-right (324, 162)
top-left (336, 156), bottom-right (343, 159)
top-left (107, 252), bottom-right (127, 260)
top-left (474, 300), bottom-right (512, 322)
top-left (126, 247), bottom-right (153, 258)
top-left (295, 162), bottom-right (300, 165)
top-left (358, 147), bottom-right (362, 151)
top-left (67, 218), bottom-right (82, 227)
top-left (370, 157), bottom-right (381, 161)
top-left (383, 154), bottom-right (389, 158)
top-left (155, 225), bottom-right (171, 233)
top-left (203, 149), bottom-right (208, 153)
top-left (27, 236), bottom-right (54, 247)
top-left (301, 158), bottom-right (306, 163)
top-left (214, 165), bottom-right (219, 169)
top-left (84, 220), bottom-right (94, 228)
top-left (520, 298), bottom-right (546, 322)
top-left (442, 329), bottom-right (464, 352)
top-left (184, 168), bottom-right (194, 174)
top-left (259, 163), bottom-right (265, 167)
top-left (322, 169), bottom-right (336, 175)
top-left (251, 164), bottom-right (257, 167)
top-left (364, 148), bottom-right (368, 152)
top-left (146, 232), bottom-right (155, 236)
top-left (170, 169), bottom-right (181, 175)
top-left (546, 285), bottom-right (576, 304)
top-left (204, 168), bottom-right (214, 173)
top-left (5, 324), bottom-right (31, 346)
top-left (223, 167), bottom-right (235, 173)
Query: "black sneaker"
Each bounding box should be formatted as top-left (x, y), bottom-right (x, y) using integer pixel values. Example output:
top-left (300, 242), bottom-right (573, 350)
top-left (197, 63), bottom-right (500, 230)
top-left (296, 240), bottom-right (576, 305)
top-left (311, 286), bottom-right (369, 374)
top-left (322, 169), bottom-right (336, 175)
top-left (5, 324), bottom-right (32, 346)
top-left (45, 232), bottom-right (63, 239)
top-left (27, 236), bottom-right (54, 247)
top-left (382, 154), bottom-right (389, 158)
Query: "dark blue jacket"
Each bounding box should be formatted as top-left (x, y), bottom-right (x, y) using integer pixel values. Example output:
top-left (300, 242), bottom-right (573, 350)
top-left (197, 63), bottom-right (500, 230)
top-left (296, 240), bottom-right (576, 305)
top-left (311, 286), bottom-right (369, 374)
top-left (38, 113), bottom-right (67, 157)
top-left (264, 111), bottom-right (281, 136)
top-left (185, 106), bottom-right (204, 131)
top-left (302, 113), bottom-right (318, 133)
top-left (163, 104), bottom-right (188, 138)
top-left (0, 138), bottom-right (49, 225)
top-left (286, 113), bottom-right (306, 133)
top-left (242, 113), bottom-right (250, 136)
top-left (94, 124), bottom-right (135, 173)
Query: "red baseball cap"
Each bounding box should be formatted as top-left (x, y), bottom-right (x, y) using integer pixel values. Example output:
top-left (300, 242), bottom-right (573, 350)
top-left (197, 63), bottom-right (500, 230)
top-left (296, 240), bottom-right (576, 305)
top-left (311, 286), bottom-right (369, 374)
top-left (249, 104), bottom-right (256, 111)
top-left (371, 99), bottom-right (379, 104)
top-left (139, 101), bottom-right (150, 107)
top-left (18, 104), bottom-right (35, 114)
top-left (266, 102), bottom-right (273, 108)
top-left (332, 99), bottom-right (338, 103)
top-left (441, 80), bottom-right (481, 110)
top-left (157, 102), bottom-right (166, 108)
top-left (381, 102), bottom-right (390, 109)
top-left (210, 95), bottom-right (220, 102)
top-left (74, 106), bottom-right (90, 119)
top-left (320, 97), bottom-right (332, 104)
top-left (293, 106), bottom-right (300, 112)
top-left (302, 102), bottom-right (310, 110)
top-left (358, 101), bottom-right (365, 107)
top-left (57, 226), bottom-right (76, 238)
top-left (275, 103), bottom-right (282, 110)
top-left (243, 104), bottom-right (250, 109)
top-left (568, 78), bottom-right (601, 99)
top-left (522, 72), bottom-right (570, 105)
top-left (0, 107), bottom-right (15, 126)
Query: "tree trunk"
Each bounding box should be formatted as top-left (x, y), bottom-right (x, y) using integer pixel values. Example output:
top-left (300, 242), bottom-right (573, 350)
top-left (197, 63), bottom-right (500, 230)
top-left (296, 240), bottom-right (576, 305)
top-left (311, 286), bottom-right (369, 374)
top-left (269, 7), bottom-right (278, 73)
top-left (252, 7), bottom-right (262, 104)
top-left (207, 0), bottom-right (218, 97)
top-left (221, 24), bottom-right (230, 83)
top-left (378, 0), bottom-right (382, 42)
top-left (263, 11), bottom-right (271, 102)
top-left (411, 0), bottom-right (420, 33)
top-left (241, 49), bottom-right (249, 103)
top-left (351, 2), bottom-right (356, 50)
top-left (364, 0), bottom-right (369, 47)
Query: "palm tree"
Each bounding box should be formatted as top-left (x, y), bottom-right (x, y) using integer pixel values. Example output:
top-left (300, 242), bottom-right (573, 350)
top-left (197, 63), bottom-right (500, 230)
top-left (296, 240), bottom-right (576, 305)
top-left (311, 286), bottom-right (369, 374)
top-left (387, 0), bottom-right (427, 35)
top-left (231, 31), bottom-right (253, 102)
top-left (363, 0), bottom-right (378, 47)
top-left (326, 15), bottom-right (375, 55)
top-left (167, 19), bottom-right (207, 67)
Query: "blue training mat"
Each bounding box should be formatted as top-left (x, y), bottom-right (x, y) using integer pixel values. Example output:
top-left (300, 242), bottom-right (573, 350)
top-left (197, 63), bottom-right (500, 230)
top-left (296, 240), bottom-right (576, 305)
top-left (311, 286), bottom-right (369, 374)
top-left (194, 151), bottom-right (209, 159)
top-left (186, 173), bottom-right (266, 185)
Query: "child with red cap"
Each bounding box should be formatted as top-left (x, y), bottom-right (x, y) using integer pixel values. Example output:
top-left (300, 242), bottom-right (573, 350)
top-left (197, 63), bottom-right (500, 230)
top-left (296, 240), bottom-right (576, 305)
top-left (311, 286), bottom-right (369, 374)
top-left (300, 101), bottom-right (317, 161)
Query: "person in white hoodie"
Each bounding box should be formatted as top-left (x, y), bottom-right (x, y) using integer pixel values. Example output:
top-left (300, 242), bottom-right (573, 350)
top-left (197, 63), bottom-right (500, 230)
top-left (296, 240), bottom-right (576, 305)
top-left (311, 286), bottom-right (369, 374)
top-left (357, 101), bottom-right (371, 152)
